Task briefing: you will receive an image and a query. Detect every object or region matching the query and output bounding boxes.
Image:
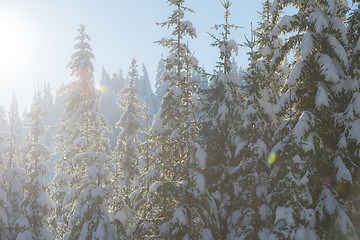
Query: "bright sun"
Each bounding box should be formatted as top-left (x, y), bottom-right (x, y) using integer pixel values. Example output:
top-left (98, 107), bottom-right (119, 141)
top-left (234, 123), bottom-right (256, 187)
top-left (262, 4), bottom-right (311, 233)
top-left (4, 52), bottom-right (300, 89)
top-left (0, 13), bottom-right (31, 74)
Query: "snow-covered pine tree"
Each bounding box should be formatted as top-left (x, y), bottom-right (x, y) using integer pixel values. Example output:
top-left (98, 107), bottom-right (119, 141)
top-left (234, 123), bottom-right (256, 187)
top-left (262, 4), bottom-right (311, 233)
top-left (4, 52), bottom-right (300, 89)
top-left (8, 93), bottom-right (23, 142)
top-left (139, 0), bottom-right (216, 239)
top-left (0, 106), bottom-right (9, 134)
top-left (154, 55), bottom-right (167, 112)
top-left (113, 58), bottom-right (146, 192)
top-left (53, 84), bottom-right (65, 126)
top-left (135, 63), bottom-right (156, 117)
top-left (229, 0), bottom-right (284, 238)
top-left (111, 57), bottom-right (147, 238)
top-left (112, 68), bottom-right (128, 94)
top-left (51, 25), bottom-right (117, 240)
top-left (0, 113), bottom-right (9, 239)
top-left (4, 93), bottom-right (26, 239)
top-left (200, 1), bottom-right (242, 238)
top-left (13, 87), bottom-right (54, 240)
top-left (41, 81), bottom-right (57, 150)
top-left (99, 67), bottom-right (113, 115)
top-left (266, 0), bottom-right (354, 238)
top-left (341, 0), bottom-right (360, 236)
top-left (98, 67), bottom-right (120, 149)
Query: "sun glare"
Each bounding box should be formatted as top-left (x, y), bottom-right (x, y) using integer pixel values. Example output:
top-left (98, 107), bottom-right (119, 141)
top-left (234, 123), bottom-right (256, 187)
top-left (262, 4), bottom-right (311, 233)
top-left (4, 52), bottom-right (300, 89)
top-left (0, 13), bottom-right (31, 74)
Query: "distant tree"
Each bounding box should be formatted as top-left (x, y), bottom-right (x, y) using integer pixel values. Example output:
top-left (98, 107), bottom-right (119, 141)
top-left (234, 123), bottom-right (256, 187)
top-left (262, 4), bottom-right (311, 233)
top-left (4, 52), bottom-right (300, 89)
top-left (4, 93), bottom-right (26, 239)
top-left (0, 106), bottom-right (9, 134)
top-left (154, 55), bottom-right (167, 112)
top-left (112, 58), bottom-right (147, 238)
top-left (0, 110), bottom-right (9, 239)
top-left (41, 81), bottom-right (56, 149)
top-left (14, 88), bottom-right (54, 240)
top-left (136, 63), bottom-right (156, 117)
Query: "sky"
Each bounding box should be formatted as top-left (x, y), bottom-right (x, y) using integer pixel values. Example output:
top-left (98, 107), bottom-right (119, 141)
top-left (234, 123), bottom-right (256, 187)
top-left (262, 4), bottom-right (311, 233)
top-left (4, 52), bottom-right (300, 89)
top-left (0, 0), bottom-right (263, 113)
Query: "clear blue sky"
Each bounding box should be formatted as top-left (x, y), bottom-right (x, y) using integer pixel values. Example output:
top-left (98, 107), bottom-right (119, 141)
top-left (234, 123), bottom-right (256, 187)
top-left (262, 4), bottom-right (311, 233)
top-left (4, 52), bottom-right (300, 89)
top-left (0, 0), bottom-right (263, 113)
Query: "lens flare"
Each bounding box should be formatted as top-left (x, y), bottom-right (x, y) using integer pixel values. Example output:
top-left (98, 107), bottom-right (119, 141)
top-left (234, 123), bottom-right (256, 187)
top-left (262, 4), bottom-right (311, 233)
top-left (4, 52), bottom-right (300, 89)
top-left (324, 176), bottom-right (335, 187)
top-left (266, 152), bottom-right (276, 164)
top-left (95, 85), bottom-right (111, 95)
top-left (324, 176), bottom-right (346, 194)
top-left (95, 85), bottom-right (104, 92)
top-left (335, 181), bottom-right (346, 194)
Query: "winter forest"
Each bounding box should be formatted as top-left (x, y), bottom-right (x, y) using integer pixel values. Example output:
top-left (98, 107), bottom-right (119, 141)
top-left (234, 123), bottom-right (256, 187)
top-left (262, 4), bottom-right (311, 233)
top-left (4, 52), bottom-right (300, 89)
top-left (1, 0), bottom-right (360, 239)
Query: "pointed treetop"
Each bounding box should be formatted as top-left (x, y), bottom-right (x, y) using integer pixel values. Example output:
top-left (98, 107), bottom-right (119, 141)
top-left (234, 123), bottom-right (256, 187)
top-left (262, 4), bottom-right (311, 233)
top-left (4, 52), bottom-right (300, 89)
top-left (220, 0), bottom-right (232, 18)
top-left (67, 24), bottom-right (95, 82)
top-left (128, 58), bottom-right (138, 89)
top-left (10, 92), bottom-right (19, 115)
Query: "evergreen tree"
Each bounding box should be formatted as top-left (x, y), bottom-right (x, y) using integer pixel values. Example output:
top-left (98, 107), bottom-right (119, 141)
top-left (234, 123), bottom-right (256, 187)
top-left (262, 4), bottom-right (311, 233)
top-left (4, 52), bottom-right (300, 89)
top-left (41, 81), bottom-right (56, 150)
top-left (200, 1), bottom-right (242, 238)
top-left (5, 93), bottom-right (26, 239)
top-left (14, 88), bottom-right (53, 240)
top-left (136, 63), bottom-right (156, 117)
top-left (99, 67), bottom-right (113, 115)
top-left (51, 25), bottom-right (117, 240)
top-left (98, 67), bottom-right (120, 149)
top-left (229, 0), bottom-right (284, 238)
top-left (140, 0), bottom-right (215, 238)
top-left (342, 0), bottom-right (360, 236)
top-left (266, 0), bottom-right (353, 238)
top-left (0, 106), bottom-right (8, 134)
top-left (42, 81), bottom-right (55, 119)
top-left (112, 68), bottom-right (127, 94)
top-left (0, 112), bottom-right (9, 239)
top-left (154, 55), bottom-right (167, 112)
top-left (112, 58), bottom-right (147, 238)
top-left (113, 58), bottom-right (146, 192)
top-left (53, 84), bottom-right (66, 129)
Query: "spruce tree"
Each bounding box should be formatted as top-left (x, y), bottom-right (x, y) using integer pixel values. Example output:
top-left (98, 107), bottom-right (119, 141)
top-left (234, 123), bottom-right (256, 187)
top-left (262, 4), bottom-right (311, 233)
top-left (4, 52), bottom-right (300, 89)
top-left (266, 0), bottom-right (353, 238)
top-left (229, 0), bottom-right (284, 238)
top-left (14, 88), bottom-right (53, 240)
top-left (342, 0), bottom-right (360, 236)
top-left (113, 58), bottom-right (146, 191)
top-left (140, 0), bottom-right (215, 238)
top-left (200, 1), bottom-right (242, 238)
top-left (136, 63), bottom-right (156, 117)
top-left (5, 93), bottom-right (26, 239)
top-left (112, 58), bottom-right (147, 238)
top-left (51, 25), bottom-right (117, 240)
top-left (154, 55), bottom-right (167, 112)
top-left (0, 116), bottom-right (9, 239)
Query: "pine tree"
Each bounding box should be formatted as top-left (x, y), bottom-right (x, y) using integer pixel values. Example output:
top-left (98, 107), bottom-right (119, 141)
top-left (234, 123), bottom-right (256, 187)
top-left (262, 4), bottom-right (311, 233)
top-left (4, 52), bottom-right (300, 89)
top-left (5, 93), bottom-right (26, 239)
top-left (99, 67), bottom-right (113, 116)
top-left (113, 58), bottom-right (146, 191)
top-left (154, 55), bottom-right (167, 112)
top-left (0, 113), bottom-right (9, 239)
top-left (200, 1), bottom-right (242, 238)
top-left (341, 0), bottom-right (360, 236)
top-left (136, 63), bottom-right (156, 117)
top-left (140, 0), bottom-right (215, 238)
top-left (41, 81), bottom-right (56, 150)
top-left (112, 58), bottom-right (147, 238)
top-left (14, 87), bottom-right (54, 240)
top-left (8, 93), bottom-right (23, 141)
top-left (229, 0), bottom-right (285, 238)
top-left (51, 25), bottom-right (117, 240)
top-left (98, 67), bottom-right (120, 149)
top-left (266, 0), bottom-right (353, 238)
